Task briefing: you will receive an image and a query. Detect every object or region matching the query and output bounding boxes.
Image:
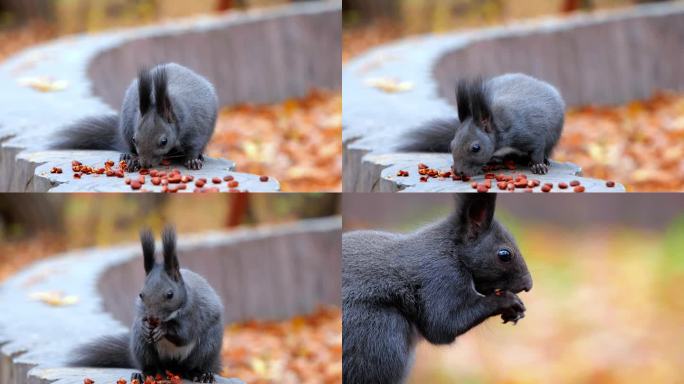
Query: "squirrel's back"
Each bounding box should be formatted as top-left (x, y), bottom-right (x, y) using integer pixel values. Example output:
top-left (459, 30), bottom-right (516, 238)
top-left (488, 73), bottom-right (565, 151)
top-left (120, 63), bottom-right (218, 141)
top-left (180, 268), bottom-right (223, 315)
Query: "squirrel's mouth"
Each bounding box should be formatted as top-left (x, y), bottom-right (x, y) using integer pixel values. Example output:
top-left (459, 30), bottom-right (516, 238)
top-left (473, 279), bottom-right (529, 296)
top-left (451, 163), bottom-right (486, 178)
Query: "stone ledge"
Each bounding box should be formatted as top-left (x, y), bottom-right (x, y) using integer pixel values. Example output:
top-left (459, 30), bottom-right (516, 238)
top-left (374, 154), bottom-right (624, 192)
top-left (27, 150), bottom-right (279, 192)
top-left (0, 1), bottom-right (341, 192)
top-left (342, 2), bottom-right (684, 192)
top-left (0, 217), bottom-right (342, 384)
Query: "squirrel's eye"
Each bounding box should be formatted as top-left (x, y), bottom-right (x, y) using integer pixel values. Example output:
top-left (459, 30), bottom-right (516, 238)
top-left (497, 249), bottom-right (513, 262)
top-left (165, 290), bottom-right (174, 300)
top-left (132, 137), bottom-right (136, 144)
top-left (139, 293), bottom-right (144, 300)
top-left (160, 137), bottom-right (168, 147)
top-left (471, 143), bottom-right (481, 153)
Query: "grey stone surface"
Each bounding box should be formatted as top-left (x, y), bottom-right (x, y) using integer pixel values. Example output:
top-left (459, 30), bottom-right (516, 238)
top-left (342, 3), bottom-right (683, 192)
top-left (29, 150), bottom-right (279, 192)
top-left (0, 217), bottom-right (341, 384)
top-left (377, 154), bottom-right (624, 192)
top-left (32, 368), bottom-right (243, 384)
top-left (0, 1), bottom-right (341, 192)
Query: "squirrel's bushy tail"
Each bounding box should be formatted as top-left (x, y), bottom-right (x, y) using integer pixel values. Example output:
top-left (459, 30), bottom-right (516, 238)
top-left (68, 333), bottom-right (133, 368)
top-left (397, 118), bottom-right (459, 153)
top-left (52, 114), bottom-right (126, 151)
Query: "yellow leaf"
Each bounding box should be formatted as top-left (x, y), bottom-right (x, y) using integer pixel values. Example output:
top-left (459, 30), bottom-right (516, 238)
top-left (18, 77), bottom-right (68, 92)
top-left (30, 291), bottom-right (79, 306)
top-left (365, 77), bottom-right (414, 93)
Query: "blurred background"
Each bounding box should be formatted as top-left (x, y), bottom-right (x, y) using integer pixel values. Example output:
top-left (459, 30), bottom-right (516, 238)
top-left (343, 0), bottom-right (675, 60)
top-left (343, 0), bottom-right (684, 192)
top-left (0, 0), bottom-right (342, 192)
top-left (0, 194), bottom-right (341, 383)
top-left (343, 193), bottom-right (684, 383)
top-left (0, 193), bottom-right (339, 278)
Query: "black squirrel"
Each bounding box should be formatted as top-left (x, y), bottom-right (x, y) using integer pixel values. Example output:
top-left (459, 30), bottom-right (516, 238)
top-left (342, 194), bottom-right (533, 384)
top-left (53, 63), bottom-right (218, 171)
top-left (69, 226), bottom-right (224, 383)
top-left (399, 73), bottom-right (565, 176)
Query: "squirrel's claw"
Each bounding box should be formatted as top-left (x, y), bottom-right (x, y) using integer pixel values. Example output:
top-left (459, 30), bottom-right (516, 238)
top-left (193, 372), bottom-right (215, 383)
top-left (150, 325), bottom-right (165, 342)
top-left (502, 310), bottom-right (525, 325)
top-left (529, 162), bottom-right (548, 175)
top-left (185, 157), bottom-right (204, 170)
top-left (122, 154), bottom-right (141, 172)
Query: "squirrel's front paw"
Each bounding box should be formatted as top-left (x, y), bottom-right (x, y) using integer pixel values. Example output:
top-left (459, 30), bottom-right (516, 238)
top-left (529, 162), bottom-right (549, 175)
top-left (142, 317), bottom-right (162, 343)
top-left (130, 372), bottom-right (144, 382)
top-left (121, 154), bottom-right (141, 171)
top-left (150, 324), bottom-right (165, 342)
top-left (185, 156), bottom-right (204, 170)
top-left (193, 372), bottom-right (215, 383)
top-left (494, 291), bottom-right (526, 325)
top-left (141, 322), bottom-right (155, 344)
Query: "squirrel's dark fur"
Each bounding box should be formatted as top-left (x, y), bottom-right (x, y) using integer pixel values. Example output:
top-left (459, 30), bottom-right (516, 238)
top-left (342, 194), bottom-right (533, 384)
top-left (52, 63), bottom-right (218, 171)
top-left (69, 226), bottom-right (224, 383)
top-left (399, 73), bottom-right (565, 176)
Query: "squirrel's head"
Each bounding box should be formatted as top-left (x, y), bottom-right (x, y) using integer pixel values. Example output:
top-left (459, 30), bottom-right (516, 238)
top-left (138, 225), bottom-right (187, 322)
top-left (451, 79), bottom-right (496, 177)
top-left (452, 194), bottom-right (532, 295)
top-left (135, 67), bottom-right (179, 169)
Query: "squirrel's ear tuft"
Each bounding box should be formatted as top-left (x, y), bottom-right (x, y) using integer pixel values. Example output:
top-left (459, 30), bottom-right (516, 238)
top-left (161, 225), bottom-right (181, 281)
top-left (456, 79), bottom-right (471, 123)
top-left (455, 194), bottom-right (497, 240)
top-left (138, 68), bottom-right (152, 115)
top-left (153, 66), bottom-right (176, 124)
top-left (140, 228), bottom-right (155, 275)
top-left (469, 78), bottom-right (493, 133)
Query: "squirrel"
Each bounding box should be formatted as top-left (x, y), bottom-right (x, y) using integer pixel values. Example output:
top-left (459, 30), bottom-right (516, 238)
top-left (52, 63), bottom-right (218, 171)
top-left (69, 226), bottom-right (224, 383)
top-left (399, 73), bottom-right (565, 176)
top-left (342, 194), bottom-right (533, 384)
